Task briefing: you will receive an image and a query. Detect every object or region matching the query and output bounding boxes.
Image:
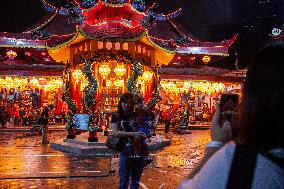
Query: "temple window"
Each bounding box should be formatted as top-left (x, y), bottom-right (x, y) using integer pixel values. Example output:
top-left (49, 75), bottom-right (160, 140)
top-left (98, 41), bottom-right (104, 49)
top-left (142, 47), bottom-right (146, 54)
top-left (115, 42), bottom-right (120, 50)
top-left (123, 43), bottom-right (128, 50)
top-left (106, 42), bottom-right (112, 50)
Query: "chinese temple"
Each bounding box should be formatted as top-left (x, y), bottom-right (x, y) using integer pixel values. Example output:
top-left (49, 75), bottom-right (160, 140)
top-left (0, 0), bottom-right (243, 129)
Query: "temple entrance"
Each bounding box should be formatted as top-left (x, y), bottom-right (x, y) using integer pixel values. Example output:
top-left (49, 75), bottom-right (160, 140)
top-left (66, 50), bottom-right (155, 114)
top-left (97, 59), bottom-right (128, 112)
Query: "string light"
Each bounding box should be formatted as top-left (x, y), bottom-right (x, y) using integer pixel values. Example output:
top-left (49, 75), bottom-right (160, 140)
top-left (0, 76), bottom-right (62, 91)
top-left (160, 80), bottom-right (229, 94)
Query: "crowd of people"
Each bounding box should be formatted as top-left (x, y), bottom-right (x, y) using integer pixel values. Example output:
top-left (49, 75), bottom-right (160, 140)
top-left (0, 101), bottom-right (68, 128)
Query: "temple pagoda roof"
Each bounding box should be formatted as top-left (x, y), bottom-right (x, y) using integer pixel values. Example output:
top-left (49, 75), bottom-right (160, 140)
top-left (159, 66), bottom-right (245, 83)
top-left (0, 0), bottom-right (236, 56)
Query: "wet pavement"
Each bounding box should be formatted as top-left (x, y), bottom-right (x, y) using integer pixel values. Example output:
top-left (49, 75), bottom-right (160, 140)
top-left (0, 129), bottom-right (210, 189)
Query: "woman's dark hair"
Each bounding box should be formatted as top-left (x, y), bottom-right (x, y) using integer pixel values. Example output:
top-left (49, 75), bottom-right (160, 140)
top-left (118, 93), bottom-right (135, 119)
top-left (238, 41), bottom-right (284, 151)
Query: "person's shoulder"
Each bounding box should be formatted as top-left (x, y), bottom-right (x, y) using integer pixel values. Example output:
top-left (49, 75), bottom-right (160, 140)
top-left (111, 112), bottom-right (119, 122)
top-left (111, 112), bottom-right (119, 118)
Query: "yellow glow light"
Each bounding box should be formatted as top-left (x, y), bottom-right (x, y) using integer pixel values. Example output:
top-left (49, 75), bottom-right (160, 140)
top-left (99, 64), bottom-right (111, 77)
top-left (72, 70), bottom-right (83, 80)
top-left (142, 71), bottom-right (153, 82)
top-left (114, 64), bottom-right (126, 77)
top-left (114, 80), bottom-right (124, 88)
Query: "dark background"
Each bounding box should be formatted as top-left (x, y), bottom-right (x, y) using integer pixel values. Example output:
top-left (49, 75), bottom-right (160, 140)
top-left (0, 0), bottom-right (283, 69)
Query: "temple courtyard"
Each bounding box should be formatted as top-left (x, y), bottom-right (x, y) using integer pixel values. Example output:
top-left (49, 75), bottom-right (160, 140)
top-left (0, 128), bottom-right (210, 189)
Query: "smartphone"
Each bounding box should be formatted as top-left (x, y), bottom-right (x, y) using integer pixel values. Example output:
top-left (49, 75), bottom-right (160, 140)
top-left (219, 94), bottom-right (240, 137)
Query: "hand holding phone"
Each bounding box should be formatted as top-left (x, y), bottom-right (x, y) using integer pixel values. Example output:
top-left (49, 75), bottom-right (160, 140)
top-left (211, 103), bottom-right (232, 143)
top-left (219, 94), bottom-right (240, 138)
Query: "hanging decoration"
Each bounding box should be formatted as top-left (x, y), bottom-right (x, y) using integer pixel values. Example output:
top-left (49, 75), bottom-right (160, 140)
top-left (146, 65), bottom-right (162, 110)
top-left (114, 80), bottom-right (124, 88)
top-left (142, 71), bottom-right (153, 82)
top-left (72, 69), bottom-right (83, 81)
top-left (202, 55), bottom-right (211, 64)
top-left (114, 64), bottom-right (126, 77)
top-left (81, 58), bottom-right (99, 113)
top-left (6, 50), bottom-right (17, 60)
top-left (160, 80), bottom-right (226, 94)
top-left (126, 60), bottom-right (143, 96)
top-left (98, 64), bottom-right (111, 77)
top-left (62, 63), bottom-right (78, 114)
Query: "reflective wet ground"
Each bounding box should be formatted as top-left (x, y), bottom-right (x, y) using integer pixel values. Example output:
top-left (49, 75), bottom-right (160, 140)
top-left (0, 129), bottom-right (210, 188)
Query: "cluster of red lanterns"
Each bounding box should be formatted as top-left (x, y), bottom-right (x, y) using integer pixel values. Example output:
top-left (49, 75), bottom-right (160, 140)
top-left (24, 51), bottom-right (47, 57)
top-left (175, 55), bottom-right (210, 64)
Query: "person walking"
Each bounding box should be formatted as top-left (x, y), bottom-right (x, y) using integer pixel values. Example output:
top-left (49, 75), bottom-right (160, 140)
top-left (13, 103), bottom-right (20, 126)
top-left (162, 107), bottom-right (171, 138)
top-left (0, 103), bottom-right (6, 128)
top-left (40, 106), bottom-right (50, 144)
top-left (111, 93), bottom-right (147, 189)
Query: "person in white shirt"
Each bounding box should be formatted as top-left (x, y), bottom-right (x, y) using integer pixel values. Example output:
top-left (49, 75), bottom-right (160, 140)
top-left (178, 41), bottom-right (284, 189)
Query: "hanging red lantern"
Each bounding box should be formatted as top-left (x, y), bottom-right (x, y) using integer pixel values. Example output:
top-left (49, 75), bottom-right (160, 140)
top-left (25, 52), bottom-right (32, 57)
top-left (202, 55), bottom-right (211, 64)
top-left (189, 56), bottom-right (196, 61)
top-left (6, 50), bottom-right (17, 60)
top-left (40, 52), bottom-right (47, 56)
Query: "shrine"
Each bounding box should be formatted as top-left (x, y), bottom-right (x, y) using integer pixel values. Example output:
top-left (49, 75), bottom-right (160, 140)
top-left (0, 0), bottom-right (243, 133)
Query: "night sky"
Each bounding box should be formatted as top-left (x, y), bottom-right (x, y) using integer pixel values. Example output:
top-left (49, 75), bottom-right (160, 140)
top-left (0, 0), bottom-right (283, 69)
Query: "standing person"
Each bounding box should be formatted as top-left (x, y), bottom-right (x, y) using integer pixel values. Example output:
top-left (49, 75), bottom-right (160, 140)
top-left (0, 103), bottom-right (6, 128)
top-left (111, 93), bottom-right (147, 189)
top-left (40, 106), bottom-right (50, 144)
top-left (162, 107), bottom-right (171, 138)
top-left (13, 103), bottom-right (20, 126)
top-left (19, 106), bottom-right (25, 126)
top-left (178, 42), bottom-right (284, 189)
top-left (61, 102), bottom-right (68, 125)
top-left (6, 103), bottom-right (12, 126)
top-left (134, 95), bottom-right (153, 165)
top-left (152, 106), bottom-right (160, 136)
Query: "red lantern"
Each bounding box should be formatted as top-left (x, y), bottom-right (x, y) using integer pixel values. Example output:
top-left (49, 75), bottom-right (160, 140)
top-left (202, 55), bottom-right (211, 64)
top-left (40, 52), bottom-right (47, 56)
top-left (190, 56), bottom-right (196, 61)
top-left (6, 50), bottom-right (17, 60)
top-left (25, 52), bottom-right (32, 57)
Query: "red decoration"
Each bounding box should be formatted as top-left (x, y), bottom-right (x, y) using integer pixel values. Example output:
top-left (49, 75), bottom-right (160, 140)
top-left (6, 50), bottom-right (17, 60)
top-left (25, 52), bottom-right (32, 56)
top-left (40, 52), bottom-right (47, 56)
top-left (189, 56), bottom-right (196, 61)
